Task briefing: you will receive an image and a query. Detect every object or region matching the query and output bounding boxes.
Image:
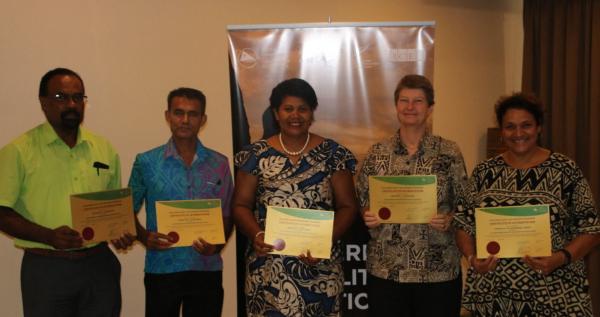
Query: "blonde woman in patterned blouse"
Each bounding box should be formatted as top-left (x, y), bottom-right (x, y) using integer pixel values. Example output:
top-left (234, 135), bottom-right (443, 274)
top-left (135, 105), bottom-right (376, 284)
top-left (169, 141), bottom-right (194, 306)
top-left (454, 93), bottom-right (600, 316)
top-left (356, 74), bottom-right (468, 317)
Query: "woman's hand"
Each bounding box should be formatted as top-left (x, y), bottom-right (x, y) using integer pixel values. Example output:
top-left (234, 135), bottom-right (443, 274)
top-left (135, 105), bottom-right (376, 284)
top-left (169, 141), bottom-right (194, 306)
top-left (299, 250), bottom-right (321, 265)
top-left (253, 231), bottom-right (274, 257)
top-left (429, 213), bottom-right (453, 232)
top-left (470, 255), bottom-right (498, 274)
top-left (523, 252), bottom-right (566, 276)
top-left (362, 210), bottom-right (381, 229)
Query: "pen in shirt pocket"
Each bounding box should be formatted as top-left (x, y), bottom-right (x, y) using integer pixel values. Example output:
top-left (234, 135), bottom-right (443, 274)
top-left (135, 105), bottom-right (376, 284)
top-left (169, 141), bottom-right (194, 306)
top-left (207, 179), bottom-right (222, 186)
top-left (93, 161), bottom-right (109, 176)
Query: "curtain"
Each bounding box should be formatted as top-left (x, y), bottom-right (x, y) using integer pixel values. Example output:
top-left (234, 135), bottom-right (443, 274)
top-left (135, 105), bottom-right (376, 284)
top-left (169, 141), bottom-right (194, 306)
top-left (522, 0), bottom-right (600, 315)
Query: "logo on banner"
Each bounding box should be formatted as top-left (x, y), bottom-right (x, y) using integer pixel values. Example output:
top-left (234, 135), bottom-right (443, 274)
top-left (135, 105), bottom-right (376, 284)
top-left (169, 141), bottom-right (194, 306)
top-left (239, 48), bottom-right (258, 68)
top-left (387, 48), bottom-right (425, 62)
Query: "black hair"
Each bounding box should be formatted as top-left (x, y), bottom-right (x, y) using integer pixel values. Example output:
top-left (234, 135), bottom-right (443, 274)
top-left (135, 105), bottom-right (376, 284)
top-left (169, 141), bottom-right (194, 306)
top-left (495, 92), bottom-right (544, 126)
top-left (268, 78), bottom-right (318, 112)
top-left (167, 87), bottom-right (206, 114)
top-left (39, 68), bottom-right (84, 97)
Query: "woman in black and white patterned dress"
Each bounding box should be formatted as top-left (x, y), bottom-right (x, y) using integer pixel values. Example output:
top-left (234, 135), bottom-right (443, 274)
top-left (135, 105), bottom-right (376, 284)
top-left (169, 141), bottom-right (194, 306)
top-left (454, 93), bottom-right (600, 316)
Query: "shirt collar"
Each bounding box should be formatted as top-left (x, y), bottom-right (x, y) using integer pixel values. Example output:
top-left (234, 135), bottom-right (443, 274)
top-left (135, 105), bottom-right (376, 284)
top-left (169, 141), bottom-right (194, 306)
top-left (164, 137), bottom-right (208, 164)
top-left (41, 122), bottom-right (89, 146)
top-left (392, 129), bottom-right (435, 156)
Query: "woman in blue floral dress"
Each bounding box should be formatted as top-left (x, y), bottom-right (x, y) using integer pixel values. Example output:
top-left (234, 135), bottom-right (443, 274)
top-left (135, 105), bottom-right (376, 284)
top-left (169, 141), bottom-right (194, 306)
top-left (233, 78), bottom-right (358, 316)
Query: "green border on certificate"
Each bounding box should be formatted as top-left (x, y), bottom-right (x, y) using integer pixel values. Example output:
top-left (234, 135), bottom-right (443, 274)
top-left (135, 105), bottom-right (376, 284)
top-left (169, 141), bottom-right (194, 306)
top-left (156, 199), bottom-right (225, 247)
top-left (71, 188), bottom-right (136, 245)
top-left (475, 204), bottom-right (551, 258)
top-left (265, 206), bottom-right (334, 259)
top-left (369, 175), bottom-right (437, 223)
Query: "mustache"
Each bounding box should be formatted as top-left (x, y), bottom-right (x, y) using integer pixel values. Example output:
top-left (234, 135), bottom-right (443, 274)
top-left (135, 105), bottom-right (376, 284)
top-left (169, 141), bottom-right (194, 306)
top-left (61, 110), bottom-right (81, 121)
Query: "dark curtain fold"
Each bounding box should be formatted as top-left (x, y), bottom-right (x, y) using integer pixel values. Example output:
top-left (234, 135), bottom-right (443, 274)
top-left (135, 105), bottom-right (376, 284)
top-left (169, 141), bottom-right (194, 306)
top-left (522, 0), bottom-right (600, 315)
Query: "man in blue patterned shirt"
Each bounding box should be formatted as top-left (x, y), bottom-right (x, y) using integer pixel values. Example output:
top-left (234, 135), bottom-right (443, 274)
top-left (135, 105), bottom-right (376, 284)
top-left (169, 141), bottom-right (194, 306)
top-left (128, 87), bottom-right (233, 317)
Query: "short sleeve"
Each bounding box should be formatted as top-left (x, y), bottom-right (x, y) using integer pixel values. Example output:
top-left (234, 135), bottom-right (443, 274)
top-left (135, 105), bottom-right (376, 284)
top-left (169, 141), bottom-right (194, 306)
top-left (453, 164), bottom-right (482, 236)
top-left (218, 160), bottom-right (234, 218)
top-left (356, 145), bottom-right (377, 209)
top-left (331, 143), bottom-right (357, 174)
top-left (447, 142), bottom-right (469, 210)
top-left (0, 143), bottom-right (23, 208)
top-left (234, 143), bottom-right (262, 176)
top-left (108, 151), bottom-right (121, 190)
top-left (567, 165), bottom-right (600, 235)
top-left (128, 154), bottom-right (147, 213)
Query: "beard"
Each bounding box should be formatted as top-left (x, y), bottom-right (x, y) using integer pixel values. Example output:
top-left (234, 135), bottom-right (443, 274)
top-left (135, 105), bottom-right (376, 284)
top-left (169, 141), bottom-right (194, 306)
top-left (60, 110), bottom-right (83, 130)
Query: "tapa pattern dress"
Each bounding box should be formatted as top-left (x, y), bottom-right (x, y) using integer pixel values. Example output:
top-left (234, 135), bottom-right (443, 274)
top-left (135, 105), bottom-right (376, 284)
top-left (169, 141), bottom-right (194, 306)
top-left (454, 153), bottom-right (600, 317)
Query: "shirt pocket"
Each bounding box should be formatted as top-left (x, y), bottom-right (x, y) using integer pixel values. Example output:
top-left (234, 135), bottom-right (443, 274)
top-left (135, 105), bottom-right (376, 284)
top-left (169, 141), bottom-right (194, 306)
top-left (82, 160), bottom-right (115, 191)
top-left (203, 174), bottom-right (224, 197)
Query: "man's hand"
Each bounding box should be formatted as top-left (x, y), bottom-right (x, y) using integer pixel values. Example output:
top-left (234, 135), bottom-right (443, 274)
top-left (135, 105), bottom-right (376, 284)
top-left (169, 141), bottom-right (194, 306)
top-left (48, 225), bottom-right (83, 249)
top-left (192, 238), bottom-right (220, 256)
top-left (143, 231), bottom-right (174, 250)
top-left (110, 233), bottom-right (137, 250)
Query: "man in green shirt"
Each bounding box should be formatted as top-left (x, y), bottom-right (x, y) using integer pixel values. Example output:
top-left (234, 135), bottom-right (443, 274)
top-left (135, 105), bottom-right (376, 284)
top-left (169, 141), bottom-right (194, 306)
top-left (0, 68), bottom-right (135, 316)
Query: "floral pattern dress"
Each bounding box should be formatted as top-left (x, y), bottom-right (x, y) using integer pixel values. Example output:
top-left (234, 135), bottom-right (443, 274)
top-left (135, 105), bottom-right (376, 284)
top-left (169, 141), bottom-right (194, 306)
top-left (235, 139), bottom-right (356, 317)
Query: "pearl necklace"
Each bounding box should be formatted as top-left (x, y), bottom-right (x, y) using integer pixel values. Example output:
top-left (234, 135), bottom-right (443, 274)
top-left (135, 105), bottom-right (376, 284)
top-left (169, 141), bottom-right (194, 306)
top-left (279, 133), bottom-right (310, 156)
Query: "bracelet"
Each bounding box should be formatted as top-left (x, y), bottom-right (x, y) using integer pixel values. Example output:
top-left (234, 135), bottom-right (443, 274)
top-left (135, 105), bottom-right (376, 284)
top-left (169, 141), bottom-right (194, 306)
top-left (557, 248), bottom-right (572, 265)
top-left (254, 231), bottom-right (265, 241)
top-left (467, 254), bottom-right (475, 267)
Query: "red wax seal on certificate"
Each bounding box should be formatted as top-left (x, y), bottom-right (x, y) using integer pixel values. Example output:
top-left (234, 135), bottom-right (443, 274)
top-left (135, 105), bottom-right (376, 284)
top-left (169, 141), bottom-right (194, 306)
top-left (168, 231), bottom-right (180, 243)
top-left (378, 207), bottom-right (391, 220)
top-left (486, 241), bottom-right (500, 255)
top-left (82, 227), bottom-right (94, 240)
top-left (273, 239), bottom-right (286, 251)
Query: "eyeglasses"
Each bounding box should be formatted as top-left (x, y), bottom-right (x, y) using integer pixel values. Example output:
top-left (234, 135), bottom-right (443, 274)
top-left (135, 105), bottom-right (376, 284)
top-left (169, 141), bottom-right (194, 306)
top-left (47, 92), bottom-right (88, 104)
top-left (171, 109), bottom-right (202, 118)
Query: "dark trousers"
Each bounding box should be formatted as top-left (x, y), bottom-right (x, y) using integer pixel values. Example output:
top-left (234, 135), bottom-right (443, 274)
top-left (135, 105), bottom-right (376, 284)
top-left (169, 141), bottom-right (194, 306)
top-left (144, 270), bottom-right (223, 317)
top-left (21, 244), bottom-right (121, 317)
top-left (367, 273), bottom-right (462, 317)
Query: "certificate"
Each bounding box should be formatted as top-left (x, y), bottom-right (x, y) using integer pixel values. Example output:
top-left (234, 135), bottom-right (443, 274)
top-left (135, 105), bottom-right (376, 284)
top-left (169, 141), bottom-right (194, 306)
top-left (70, 188), bottom-right (136, 244)
top-left (156, 199), bottom-right (225, 247)
top-left (369, 175), bottom-right (437, 223)
top-left (475, 205), bottom-right (551, 258)
top-left (264, 206), bottom-right (334, 259)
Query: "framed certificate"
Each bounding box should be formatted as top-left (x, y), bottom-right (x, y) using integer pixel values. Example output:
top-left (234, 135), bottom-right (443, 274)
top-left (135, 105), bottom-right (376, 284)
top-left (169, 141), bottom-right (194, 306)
top-left (264, 206), bottom-right (334, 259)
top-left (475, 205), bottom-right (551, 258)
top-left (369, 175), bottom-right (437, 223)
top-left (156, 199), bottom-right (225, 247)
top-left (70, 188), bottom-right (136, 244)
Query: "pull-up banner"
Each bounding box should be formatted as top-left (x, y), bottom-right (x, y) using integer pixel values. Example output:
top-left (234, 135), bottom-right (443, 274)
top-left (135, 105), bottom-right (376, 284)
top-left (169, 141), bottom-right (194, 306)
top-left (228, 22), bottom-right (435, 316)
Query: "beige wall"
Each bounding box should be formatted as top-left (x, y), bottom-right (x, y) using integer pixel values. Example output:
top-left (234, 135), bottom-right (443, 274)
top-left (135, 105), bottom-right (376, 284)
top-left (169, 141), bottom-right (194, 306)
top-left (0, 0), bottom-right (522, 316)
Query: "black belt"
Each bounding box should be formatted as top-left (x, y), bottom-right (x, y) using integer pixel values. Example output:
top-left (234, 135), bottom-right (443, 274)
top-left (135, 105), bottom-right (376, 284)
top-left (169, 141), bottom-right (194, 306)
top-left (25, 242), bottom-right (108, 260)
